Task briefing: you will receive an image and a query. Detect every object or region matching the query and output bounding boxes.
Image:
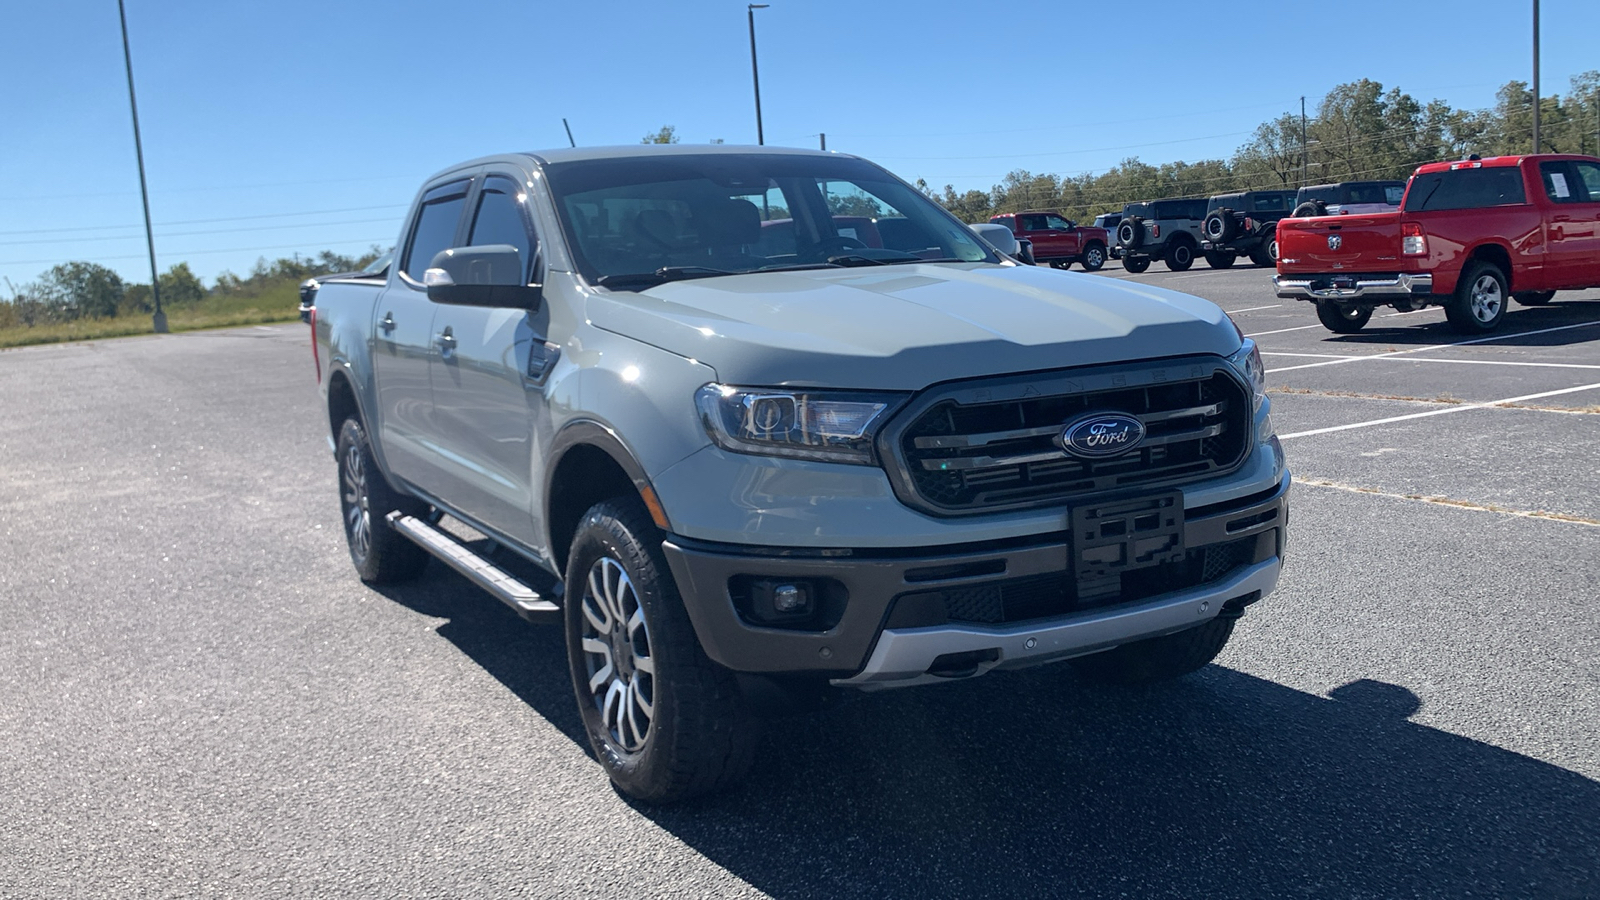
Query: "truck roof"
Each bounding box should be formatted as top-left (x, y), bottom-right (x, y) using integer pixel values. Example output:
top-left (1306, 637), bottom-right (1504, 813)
top-left (526, 144), bottom-right (846, 165)
top-left (1408, 153), bottom-right (1598, 176)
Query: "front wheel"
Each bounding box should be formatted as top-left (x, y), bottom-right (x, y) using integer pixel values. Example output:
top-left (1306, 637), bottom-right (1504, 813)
top-left (1445, 262), bottom-right (1508, 333)
top-left (1316, 301), bottom-right (1372, 333)
top-left (1122, 255), bottom-right (1151, 273)
top-left (1069, 618), bottom-right (1236, 685)
top-left (565, 498), bottom-right (756, 804)
top-left (1514, 290), bottom-right (1556, 306)
top-left (1165, 242), bottom-right (1195, 271)
top-left (1080, 243), bottom-right (1106, 272)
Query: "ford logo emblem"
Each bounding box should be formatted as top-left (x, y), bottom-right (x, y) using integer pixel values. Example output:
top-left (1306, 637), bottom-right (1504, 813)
top-left (1060, 412), bottom-right (1146, 459)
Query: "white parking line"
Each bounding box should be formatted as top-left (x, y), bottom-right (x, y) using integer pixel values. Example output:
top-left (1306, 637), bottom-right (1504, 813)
top-left (1266, 319), bottom-right (1600, 373)
top-left (1247, 324), bottom-right (1324, 337)
top-left (1229, 304), bottom-right (1284, 313)
top-left (1262, 351), bottom-right (1600, 370)
top-left (1277, 381), bottom-right (1600, 440)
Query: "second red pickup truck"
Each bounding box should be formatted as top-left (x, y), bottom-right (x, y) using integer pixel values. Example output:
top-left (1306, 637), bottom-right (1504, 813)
top-left (990, 210), bottom-right (1111, 271)
top-left (1276, 154), bottom-right (1600, 333)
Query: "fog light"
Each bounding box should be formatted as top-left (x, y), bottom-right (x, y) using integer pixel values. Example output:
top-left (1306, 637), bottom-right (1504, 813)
top-left (773, 583), bottom-right (808, 613)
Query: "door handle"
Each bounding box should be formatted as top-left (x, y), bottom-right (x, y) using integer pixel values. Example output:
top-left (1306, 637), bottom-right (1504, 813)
top-left (435, 327), bottom-right (456, 357)
top-left (379, 312), bottom-right (396, 335)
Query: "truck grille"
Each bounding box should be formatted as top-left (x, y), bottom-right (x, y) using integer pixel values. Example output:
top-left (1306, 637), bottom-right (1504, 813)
top-left (886, 360), bottom-right (1251, 514)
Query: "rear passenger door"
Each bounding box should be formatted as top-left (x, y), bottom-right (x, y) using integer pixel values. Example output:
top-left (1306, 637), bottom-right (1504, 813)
top-left (426, 172), bottom-right (551, 547)
top-left (1541, 160), bottom-right (1600, 287)
top-left (1043, 213), bottom-right (1080, 258)
top-left (372, 178), bottom-right (468, 495)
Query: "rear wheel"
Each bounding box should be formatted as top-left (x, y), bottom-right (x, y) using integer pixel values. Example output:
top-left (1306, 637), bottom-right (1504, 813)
top-left (1069, 618), bottom-right (1236, 685)
top-left (1122, 255), bottom-right (1151, 273)
top-left (1316, 301), bottom-right (1372, 333)
top-left (1204, 251), bottom-right (1236, 269)
top-left (335, 417), bottom-right (430, 584)
top-left (1445, 262), bottom-right (1508, 333)
top-left (1165, 241), bottom-right (1195, 271)
top-left (1049, 260), bottom-right (1072, 270)
top-left (1249, 234), bottom-right (1279, 267)
top-left (1514, 290), bottom-right (1556, 306)
top-left (564, 498), bottom-right (756, 804)
top-left (1080, 243), bottom-right (1106, 272)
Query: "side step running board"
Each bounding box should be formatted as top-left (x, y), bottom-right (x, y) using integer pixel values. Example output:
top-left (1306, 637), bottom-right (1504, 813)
top-left (387, 512), bottom-right (561, 624)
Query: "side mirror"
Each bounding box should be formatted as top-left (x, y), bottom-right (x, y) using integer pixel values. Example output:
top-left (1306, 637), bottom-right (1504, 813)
top-left (425, 245), bottom-right (541, 309)
top-left (968, 222), bottom-right (1019, 257)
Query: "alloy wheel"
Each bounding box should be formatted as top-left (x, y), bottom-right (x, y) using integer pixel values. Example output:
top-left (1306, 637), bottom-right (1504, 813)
top-left (1469, 274), bottom-right (1503, 323)
top-left (341, 442), bottom-right (371, 560)
top-left (580, 556), bottom-right (656, 753)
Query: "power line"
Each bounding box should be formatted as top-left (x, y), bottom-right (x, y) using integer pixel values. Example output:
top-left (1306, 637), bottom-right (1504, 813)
top-left (0, 216), bottom-right (402, 248)
top-left (0, 237), bottom-right (392, 269)
top-left (0, 203), bottom-right (409, 238)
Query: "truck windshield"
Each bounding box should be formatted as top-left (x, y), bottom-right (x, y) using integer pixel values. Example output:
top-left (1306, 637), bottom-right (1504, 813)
top-left (544, 153), bottom-right (995, 284)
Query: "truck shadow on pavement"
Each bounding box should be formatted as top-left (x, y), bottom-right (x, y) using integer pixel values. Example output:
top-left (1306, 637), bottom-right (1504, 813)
top-left (374, 569), bottom-right (1599, 899)
top-left (1316, 299), bottom-right (1600, 347)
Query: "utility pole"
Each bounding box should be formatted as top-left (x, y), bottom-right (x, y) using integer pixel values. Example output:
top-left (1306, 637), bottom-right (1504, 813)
top-left (1532, 0), bottom-right (1541, 153)
top-left (118, 0), bottom-right (165, 333)
top-left (748, 4), bottom-right (769, 145)
top-left (1301, 96), bottom-right (1308, 189)
top-left (563, 118), bottom-right (576, 148)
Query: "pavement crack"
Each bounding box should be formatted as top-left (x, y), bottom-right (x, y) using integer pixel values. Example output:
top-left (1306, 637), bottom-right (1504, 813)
top-left (1293, 477), bottom-right (1600, 527)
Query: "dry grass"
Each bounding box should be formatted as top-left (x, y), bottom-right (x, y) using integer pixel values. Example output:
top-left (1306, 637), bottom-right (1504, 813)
top-left (1269, 386), bottom-right (1599, 415)
top-left (1294, 476), bottom-right (1600, 526)
top-left (0, 282), bottom-right (299, 349)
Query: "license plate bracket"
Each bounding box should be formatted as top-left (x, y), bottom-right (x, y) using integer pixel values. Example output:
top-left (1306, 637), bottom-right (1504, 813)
top-left (1071, 490), bottom-right (1185, 603)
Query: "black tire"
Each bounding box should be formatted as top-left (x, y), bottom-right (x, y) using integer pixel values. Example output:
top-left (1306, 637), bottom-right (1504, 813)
top-left (1068, 618), bottom-right (1235, 685)
top-left (1122, 255), bottom-right (1151, 273)
top-left (1080, 242), bottom-right (1106, 272)
top-left (1445, 261), bottom-right (1508, 334)
top-left (1118, 217), bottom-right (1145, 249)
top-left (1292, 200), bottom-right (1327, 218)
top-left (1203, 209), bottom-right (1238, 243)
top-left (1514, 290), bottom-right (1556, 306)
top-left (1049, 260), bottom-right (1072, 270)
top-left (1204, 251), bottom-right (1237, 269)
top-left (1249, 231), bottom-right (1280, 267)
top-left (335, 417), bottom-right (430, 584)
top-left (1316, 301), bottom-right (1372, 333)
top-left (564, 498), bottom-right (756, 804)
top-left (1165, 240), bottom-right (1195, 271)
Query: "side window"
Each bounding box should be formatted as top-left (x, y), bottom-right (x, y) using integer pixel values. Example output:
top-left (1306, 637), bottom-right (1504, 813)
top-left (402, 181), bottom-right (470, 282)
top-left (468, 176), bottom-right (536, 278)
top-left (1018, 214), bottom-right (1047, 231)
top-left (1044, 214), bottom-right (1072, 230)
top-left (1541, 162), bottom-right (1579, 203)
top-left (1574, 162), bottom-right (1600, 203)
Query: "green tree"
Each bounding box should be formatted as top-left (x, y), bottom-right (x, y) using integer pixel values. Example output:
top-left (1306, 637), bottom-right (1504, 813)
top-left (158, 262), bottom-right (205, 307)
top-left (641, 125), bottom-right (679, 145)
top-left (34, 262), bottom-right (125, 320)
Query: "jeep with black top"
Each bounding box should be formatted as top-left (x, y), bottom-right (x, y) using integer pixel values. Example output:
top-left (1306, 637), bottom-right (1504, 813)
top-left (1201, 190), bottom-right (1297, 268)
top-left (1114, 198), bottom-right (1209, 272)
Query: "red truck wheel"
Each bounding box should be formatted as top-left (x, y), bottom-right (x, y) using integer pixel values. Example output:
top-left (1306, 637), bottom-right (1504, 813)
top-left (1445, 262), bottom-right (1508, 333)
top-left (1316, 302), bottom-right (1371, 333)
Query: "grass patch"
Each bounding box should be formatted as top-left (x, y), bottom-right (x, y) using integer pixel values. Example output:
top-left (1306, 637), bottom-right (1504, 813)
top-left (0, 282), bottom-right (301, 349)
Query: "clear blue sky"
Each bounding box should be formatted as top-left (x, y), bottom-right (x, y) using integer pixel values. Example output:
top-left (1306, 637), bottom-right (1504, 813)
top-left (1, 0), bottom-right (1595, 290)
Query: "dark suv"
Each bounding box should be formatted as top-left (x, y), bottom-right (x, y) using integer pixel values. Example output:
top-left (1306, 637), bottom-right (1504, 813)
top-left (1114, 198), bottom-right (1208, 272)
top-left (1200, 190), bottom-right (1296, 268)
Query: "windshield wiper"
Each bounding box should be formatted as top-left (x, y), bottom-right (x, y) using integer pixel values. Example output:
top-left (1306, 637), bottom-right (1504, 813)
top-left (881, 257), bottom-right (967, 265)
top-left (595, 266), bottom-right (734, 289)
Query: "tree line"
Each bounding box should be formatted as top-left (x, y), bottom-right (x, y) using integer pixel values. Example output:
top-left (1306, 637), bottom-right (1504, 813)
top-left (0, 247), bottom-right (386, 330)
top-left (919, 72), bottom-right (1600, 223)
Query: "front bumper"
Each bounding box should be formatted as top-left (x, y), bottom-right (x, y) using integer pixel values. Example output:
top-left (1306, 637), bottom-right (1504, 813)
top-left (661, 471), bottom-right (1289, 685)
top-left (1275, 272), bottom-right (1433, 301)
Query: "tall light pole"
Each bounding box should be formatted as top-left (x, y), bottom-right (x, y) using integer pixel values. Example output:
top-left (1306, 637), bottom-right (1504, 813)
top-left (1531, 0), bottom-right (1541, 153)
top-left (118, 0), bottom-right (165, 333)
top-left (748, 4), bottom-right (769, 145)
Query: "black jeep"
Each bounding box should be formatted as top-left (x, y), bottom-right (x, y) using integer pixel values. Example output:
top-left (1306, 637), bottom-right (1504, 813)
top-left (1200, 190), bottom-right (1297, 268)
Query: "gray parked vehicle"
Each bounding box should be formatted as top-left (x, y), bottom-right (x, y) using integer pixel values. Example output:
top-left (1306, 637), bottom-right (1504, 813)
top-left (310, 145), bottom-right (1289, 803)
top-left (1093, 212), bottom-right (1125, 258)
top-left (1200, 190), bottom-right (1297, 268)
top-left (1114, 198), bottom-right (1209, 272)
top-left (1292, 181), bottom-right (1406, 218)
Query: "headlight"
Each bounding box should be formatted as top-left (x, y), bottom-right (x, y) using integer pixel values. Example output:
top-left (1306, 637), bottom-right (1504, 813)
top-left (695, 384), bottom-right (907, 465)
top-left (1229, 338), bottom-right (1266, 413)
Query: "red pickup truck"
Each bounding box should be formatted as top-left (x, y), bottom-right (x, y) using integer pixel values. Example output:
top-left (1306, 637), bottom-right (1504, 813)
top-left (1276, 154), bottom-right (1600, 333)
top-left (990, 210), bottom-right (1111, 271)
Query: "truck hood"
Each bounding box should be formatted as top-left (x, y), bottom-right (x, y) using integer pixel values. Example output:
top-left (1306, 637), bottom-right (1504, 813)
top-left (585, 263), bottom-right (1240, 390)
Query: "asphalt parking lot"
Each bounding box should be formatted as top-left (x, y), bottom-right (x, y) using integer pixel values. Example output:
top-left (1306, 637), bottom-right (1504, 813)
top-left (2, 268), bottom-right (1597, 899)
